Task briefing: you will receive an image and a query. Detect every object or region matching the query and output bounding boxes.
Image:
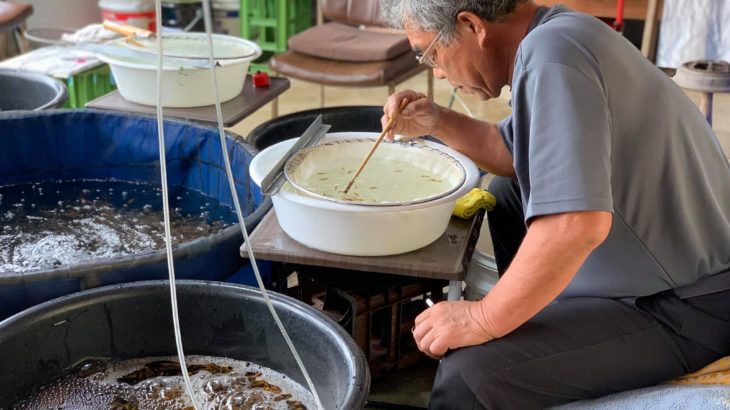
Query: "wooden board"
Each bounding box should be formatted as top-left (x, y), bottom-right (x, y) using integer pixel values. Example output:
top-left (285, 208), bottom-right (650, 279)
top-left (240, 209), bottom-right (485, 281)
top-left (536, 0), bottom-right (661, 20)
top-left (86, 76), bottom-right (290, 127)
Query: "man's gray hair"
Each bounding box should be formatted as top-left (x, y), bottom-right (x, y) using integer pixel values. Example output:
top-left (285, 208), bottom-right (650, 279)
top-left (381, 0), bottom-right (527, 44)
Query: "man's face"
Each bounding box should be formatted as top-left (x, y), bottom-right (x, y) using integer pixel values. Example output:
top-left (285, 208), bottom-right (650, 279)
top-left (406, 18), bottom-right (507, 100)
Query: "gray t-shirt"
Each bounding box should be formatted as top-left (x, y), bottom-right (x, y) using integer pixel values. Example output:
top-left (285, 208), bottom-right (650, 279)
top-left (498, 6), bottom-right (730, 298)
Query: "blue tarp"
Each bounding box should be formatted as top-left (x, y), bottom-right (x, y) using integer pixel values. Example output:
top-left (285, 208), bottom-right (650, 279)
top-left (0, 109), bottom-right (271, 318)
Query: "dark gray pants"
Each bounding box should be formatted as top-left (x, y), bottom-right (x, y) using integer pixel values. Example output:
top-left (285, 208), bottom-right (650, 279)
top-left (428, 177), bottom-right (730, 409)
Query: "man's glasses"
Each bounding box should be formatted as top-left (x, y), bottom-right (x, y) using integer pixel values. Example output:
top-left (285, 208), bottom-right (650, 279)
top-left (416, 30), bottom-right (444, 69)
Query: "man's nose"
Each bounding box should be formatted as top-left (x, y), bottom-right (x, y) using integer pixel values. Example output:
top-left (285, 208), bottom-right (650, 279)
top-left (433, 67), bottom-right (447, 80)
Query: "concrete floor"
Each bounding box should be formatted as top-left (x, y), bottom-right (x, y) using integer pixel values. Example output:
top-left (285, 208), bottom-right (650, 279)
top-left (228, 70), bottom-right (730, 409)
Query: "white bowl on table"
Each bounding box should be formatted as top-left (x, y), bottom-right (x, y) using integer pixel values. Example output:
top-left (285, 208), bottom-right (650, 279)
top-left (97, 33), bottom-right (261, 108)
top-left (249, 132), bottom-right (480, 256)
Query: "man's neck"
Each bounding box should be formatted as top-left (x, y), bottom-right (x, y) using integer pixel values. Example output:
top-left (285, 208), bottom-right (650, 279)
top-left (502, 1), bottom-right (541, 86)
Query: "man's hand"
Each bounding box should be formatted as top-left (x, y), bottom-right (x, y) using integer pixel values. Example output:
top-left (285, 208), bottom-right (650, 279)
top-left (381, 90), bottom-right (442, 141)
top-left (412, 300), bottom-right (495, 359)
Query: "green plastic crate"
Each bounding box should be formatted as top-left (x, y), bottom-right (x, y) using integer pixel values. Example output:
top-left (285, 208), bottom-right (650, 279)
top-left (248, 50), bottom-right (276, 74)
top-left (63, 64), bottom-right (117, 109)
top-left (241, 0), bottom-right (313, 73)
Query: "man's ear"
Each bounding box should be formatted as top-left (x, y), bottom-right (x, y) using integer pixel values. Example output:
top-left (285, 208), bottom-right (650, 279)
top-left (455, 11), bottom-right (489, 47)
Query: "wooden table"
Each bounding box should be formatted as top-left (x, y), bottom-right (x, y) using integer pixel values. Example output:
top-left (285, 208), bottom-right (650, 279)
top-left (86, 75), bottom-right (290, 127)
top-left (240, 209), bottom-right (485, 301)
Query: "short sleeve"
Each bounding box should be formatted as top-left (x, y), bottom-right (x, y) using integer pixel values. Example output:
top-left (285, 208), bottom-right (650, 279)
top-left (513, 62), bottom-right (614, 222)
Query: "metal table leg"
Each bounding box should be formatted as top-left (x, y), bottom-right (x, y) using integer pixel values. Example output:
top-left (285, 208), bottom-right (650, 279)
top-left (447, 280), bottom-right (462, 301)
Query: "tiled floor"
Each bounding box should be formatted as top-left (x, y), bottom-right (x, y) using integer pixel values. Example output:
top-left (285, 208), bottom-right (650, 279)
top-left (228, 70), bottom-right (730, 409)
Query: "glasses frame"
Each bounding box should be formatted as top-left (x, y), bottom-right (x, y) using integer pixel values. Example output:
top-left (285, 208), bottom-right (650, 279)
top-left (417, 29), bottom-right (444, 69)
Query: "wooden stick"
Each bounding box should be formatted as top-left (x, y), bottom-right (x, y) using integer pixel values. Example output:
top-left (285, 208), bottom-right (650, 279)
top-left (343, 98), bottom-right (410, 194)
top-left (103, 20), bottom-right (154, 39)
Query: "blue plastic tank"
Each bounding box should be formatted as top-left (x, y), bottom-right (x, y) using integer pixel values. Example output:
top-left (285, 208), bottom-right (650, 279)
top-left (0, 110), bottom-right (271, 318)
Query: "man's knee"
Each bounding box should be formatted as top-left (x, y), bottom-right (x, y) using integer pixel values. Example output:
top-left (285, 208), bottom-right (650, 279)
top-left (430, 344), bottom-right (515, 409)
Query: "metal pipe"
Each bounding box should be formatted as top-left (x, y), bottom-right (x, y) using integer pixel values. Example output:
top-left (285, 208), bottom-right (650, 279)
top-left (699, 92), bottom-right (714, 126)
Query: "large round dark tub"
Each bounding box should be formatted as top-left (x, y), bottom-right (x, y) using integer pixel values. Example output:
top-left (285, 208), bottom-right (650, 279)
top-left (0, 110), bottom-right (271, 319)
top-left (0, 69), bottom-right (68, 111)
top-left (247, 106), bottom-right (383, 150)
top-left (0, 280), bottom-right (370, 409)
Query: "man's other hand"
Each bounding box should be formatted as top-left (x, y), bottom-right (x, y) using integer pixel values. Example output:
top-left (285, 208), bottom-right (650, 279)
top-left (412, 300), bottom-right (495, 359)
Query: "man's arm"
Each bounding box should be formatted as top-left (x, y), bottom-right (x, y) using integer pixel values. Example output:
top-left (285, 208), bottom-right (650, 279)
top-left (382, 91), bottom-right (515, 177)
top-left (479, 210), bottom-right (612, 337)
top-left (433, 108), bottom-right (515, 178)
top-left (413, 210), bottom-right (612, 358)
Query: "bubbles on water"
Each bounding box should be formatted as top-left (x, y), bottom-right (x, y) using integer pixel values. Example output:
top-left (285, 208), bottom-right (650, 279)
top-left (0, 180), bottom-right (234, 273)
top-left (13, 356), bottom-right (314, 410)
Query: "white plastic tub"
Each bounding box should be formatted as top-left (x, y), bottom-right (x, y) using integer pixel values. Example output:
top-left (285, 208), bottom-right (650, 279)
top-left (97, 33), bottom-right (261, 107)
top-left (250, 132), bottom-right (480, 256)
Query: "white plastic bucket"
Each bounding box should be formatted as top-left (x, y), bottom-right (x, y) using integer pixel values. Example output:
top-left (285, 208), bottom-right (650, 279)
top-left (99, 0), bottom-right (156, 32)
top-left (212, 1), bottom-right (240, 36)
top-left (97, 33), bottom-right (262, 107)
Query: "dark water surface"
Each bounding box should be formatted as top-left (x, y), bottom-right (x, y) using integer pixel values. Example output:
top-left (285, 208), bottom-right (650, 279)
top-left (12, 356), bottom-right (311, 410)
top-left (0, 179), bottom-right (235, 274)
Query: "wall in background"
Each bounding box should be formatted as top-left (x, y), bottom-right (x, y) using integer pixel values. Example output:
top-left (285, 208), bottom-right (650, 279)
top-left (11, 0), bottom-right (102, 29)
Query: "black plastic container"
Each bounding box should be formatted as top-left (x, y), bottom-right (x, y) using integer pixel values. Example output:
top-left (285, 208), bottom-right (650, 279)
top-left (247, 105), bottom-right (384, 151)
top-left (161, 1), bottom-right (205, 31)
top-left (0, 280), bottom-right (370, 409)
top-left (0, 69), bottom-right (67, 111)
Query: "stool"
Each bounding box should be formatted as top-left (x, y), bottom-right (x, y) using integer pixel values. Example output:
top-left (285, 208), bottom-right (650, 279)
top-left (674, 60), bottom-right (730, 126)
top-left (0, 1), bottom-right (33, 55)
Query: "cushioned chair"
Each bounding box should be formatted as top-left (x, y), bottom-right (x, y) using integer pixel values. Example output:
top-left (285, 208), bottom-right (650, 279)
top-left (0, 1), bottom-right (32, 55)
top-left (268, 0), bottom-right (433, 116)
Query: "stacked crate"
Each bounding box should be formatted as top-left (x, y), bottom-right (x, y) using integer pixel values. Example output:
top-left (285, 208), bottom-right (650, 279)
top-left (240, 0), bottom-right (313, 73)
top-left (286, 267), bottom-right (445, 379)
top-left (64, 65), bottom-right (117, 109)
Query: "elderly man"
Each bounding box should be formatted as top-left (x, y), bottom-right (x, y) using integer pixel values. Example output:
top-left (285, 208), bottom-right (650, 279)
top-left (380, 0), bottom-right (730, 408)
